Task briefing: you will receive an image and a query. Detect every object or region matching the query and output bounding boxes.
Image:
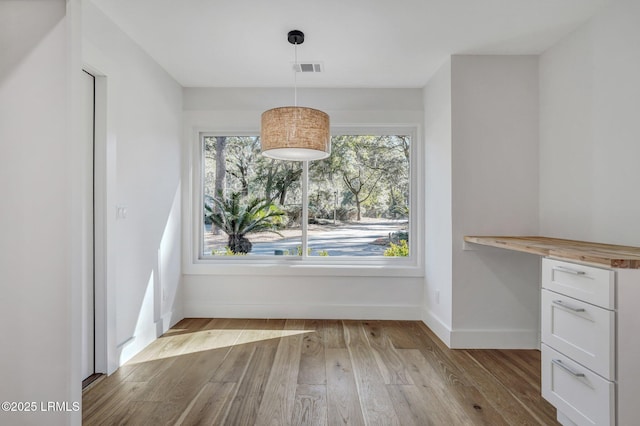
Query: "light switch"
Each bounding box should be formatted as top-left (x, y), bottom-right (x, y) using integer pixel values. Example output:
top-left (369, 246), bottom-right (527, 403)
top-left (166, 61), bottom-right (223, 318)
top-left (116, 205), bottom-right (127, 220)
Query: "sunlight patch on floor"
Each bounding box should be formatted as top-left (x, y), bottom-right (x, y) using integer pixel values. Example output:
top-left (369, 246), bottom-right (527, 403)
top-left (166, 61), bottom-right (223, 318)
top-left (126, 328), bottom-right (313, 363)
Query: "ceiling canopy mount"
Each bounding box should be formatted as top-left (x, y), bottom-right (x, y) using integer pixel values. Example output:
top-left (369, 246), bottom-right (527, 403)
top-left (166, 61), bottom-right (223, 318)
top-left (287, 30), bottom-right (304, 45)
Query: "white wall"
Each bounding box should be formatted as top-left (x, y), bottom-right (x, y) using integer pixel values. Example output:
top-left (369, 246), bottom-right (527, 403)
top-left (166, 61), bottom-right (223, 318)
top-left (540, 0), bottom-right (640, 247)
top-left (451, 55), bottom-right (540, 348)
top-left (184, 275), bottom-right (424, 320)
top-left (83, 1), bottom-right (183, 366)
top-left (424, 0), bottom-right (640, 348)
top-left (423, 56), bottom-right (541, 348)
top-left (182, 88), bottom-right (425, 320)
top-left (0, 0), bottom-right (79, 424)
top-left (423, 59), bottom-right (454, 343)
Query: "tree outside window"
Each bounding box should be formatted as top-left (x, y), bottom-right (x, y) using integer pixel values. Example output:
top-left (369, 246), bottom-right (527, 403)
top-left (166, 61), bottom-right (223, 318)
top-left (202, 133), bottom-right (410, 258)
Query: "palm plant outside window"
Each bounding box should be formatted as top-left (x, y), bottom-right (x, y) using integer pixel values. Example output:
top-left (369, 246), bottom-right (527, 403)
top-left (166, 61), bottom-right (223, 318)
top-left (201, 133), bottom-right (411, 259)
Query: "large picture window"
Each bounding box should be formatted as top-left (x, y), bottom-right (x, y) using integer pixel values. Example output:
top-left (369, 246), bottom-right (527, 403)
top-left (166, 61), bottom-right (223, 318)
top-left (200, 130), bottom-right (413, 260)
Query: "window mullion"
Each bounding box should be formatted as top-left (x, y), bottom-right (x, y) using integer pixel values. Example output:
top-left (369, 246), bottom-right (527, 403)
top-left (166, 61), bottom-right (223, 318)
top-left (301, 161), bottom-right (309, 259)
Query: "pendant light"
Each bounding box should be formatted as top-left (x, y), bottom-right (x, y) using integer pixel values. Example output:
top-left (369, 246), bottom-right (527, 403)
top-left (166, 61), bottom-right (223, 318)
top-left (260, 30), bottom-right (331, 161)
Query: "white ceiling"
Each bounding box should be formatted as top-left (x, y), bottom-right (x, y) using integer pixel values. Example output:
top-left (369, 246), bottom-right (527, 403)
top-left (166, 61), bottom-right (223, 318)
top-left (91, 0), bottom-right (609, 88)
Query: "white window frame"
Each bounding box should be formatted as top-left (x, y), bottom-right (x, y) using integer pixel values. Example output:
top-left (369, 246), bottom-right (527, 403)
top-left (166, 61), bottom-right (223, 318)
top-left (185, 125), bottom-right (423, 277)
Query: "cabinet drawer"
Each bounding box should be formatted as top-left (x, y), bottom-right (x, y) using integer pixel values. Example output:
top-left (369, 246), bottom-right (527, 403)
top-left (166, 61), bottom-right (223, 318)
top-left (541, 289), bottom-right (615, 379)
top-left (542, 344), bottom-right (615, 426)
top-left (542, 258), bottom-right (615, 309)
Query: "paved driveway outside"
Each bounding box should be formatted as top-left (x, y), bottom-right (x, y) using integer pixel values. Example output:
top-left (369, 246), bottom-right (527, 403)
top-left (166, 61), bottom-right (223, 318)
top-left (250, 221), bottom-right (404, 256)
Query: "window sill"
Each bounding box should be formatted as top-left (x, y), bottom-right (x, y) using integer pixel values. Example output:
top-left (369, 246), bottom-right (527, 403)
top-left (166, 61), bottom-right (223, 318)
top-left (184, 258), bottom-right (424, 277)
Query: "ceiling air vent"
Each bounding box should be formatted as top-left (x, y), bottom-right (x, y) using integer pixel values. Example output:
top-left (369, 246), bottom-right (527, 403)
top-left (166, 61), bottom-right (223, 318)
top-left (293, 63), bottom-right (324, 73)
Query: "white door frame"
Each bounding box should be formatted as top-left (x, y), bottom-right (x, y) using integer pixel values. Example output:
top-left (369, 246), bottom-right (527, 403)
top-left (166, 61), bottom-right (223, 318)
top-left (84, 42), bottom-right (119, 375)
top-left (81, 69), bottom-right (96, 380)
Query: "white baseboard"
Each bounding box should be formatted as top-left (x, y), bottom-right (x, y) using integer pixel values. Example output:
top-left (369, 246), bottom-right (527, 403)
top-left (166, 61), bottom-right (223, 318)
top-left (110, 311), bottom-right (181, 370)
top-left (155, 311), bottom-right (180, 336)
top-left (184, 303), bottom-right (421, 320)
top-left (449, 328), bottom-right (539, 349)
top-left (421, 308), bottom-right (452, 347)
top-left (117, 321), bottom-right (157, 366)
top-left (421, 308), bottom-right (538, 349)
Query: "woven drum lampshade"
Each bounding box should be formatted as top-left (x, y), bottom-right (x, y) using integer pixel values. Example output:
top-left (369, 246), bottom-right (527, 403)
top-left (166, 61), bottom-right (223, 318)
top-left (261, 106), bottom-right (330, 161)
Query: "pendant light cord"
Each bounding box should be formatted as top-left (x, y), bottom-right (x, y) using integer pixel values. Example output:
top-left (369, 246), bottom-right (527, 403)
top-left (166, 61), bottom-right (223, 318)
top-left (294, 41), bottom-right (298, 107)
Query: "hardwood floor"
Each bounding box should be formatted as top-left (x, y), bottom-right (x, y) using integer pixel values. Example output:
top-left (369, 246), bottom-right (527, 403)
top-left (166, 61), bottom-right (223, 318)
top-left (83, 319), bottom-right (559, 425)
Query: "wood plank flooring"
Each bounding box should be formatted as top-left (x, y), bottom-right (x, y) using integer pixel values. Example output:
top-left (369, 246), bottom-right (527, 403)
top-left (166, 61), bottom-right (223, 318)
top-left (83, 319), bottom-right (559, 425)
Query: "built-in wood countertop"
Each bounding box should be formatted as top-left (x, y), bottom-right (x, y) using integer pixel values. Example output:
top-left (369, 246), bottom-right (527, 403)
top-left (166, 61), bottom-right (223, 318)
top-left (464, 236), bottom-right (640, 269)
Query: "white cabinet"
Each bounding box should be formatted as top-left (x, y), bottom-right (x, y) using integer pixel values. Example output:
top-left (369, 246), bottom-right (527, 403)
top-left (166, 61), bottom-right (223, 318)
top-left (541, 258), bottom-right (640, 426)
top-left (541, 259), bottom-right (616, 425)
top-left (541, 290), bottom-right (615, 380)
top-left (542, 345), bottom-right (615, 426)
top-left (462, 236), bottom-right (640, 426)
top-left (541, 259), bottom-right (615, 309)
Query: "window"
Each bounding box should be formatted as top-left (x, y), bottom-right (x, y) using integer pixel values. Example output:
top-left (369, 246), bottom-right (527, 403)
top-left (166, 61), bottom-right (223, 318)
top-left (199, 130), bottom-right (414, 261)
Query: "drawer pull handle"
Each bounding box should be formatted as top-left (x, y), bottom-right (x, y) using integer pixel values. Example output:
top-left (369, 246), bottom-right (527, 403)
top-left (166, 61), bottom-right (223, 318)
top-left (552, 299), bottom-right (586, 312)
top-left (553, 266), bottom-right (586, 276)
top-left (552, 359), bottom-right (585, 377)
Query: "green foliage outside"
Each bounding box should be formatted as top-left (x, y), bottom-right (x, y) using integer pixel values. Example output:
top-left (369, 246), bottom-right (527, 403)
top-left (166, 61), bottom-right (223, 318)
top-left (211, 246), bottom-right (247, 256)
top-left (279, 246), bottom-right (330, 256)
top-left (203, 134), bottom-right (410, 256)
top-left (292, 246), bottom-right (329, 256)
top-left (313, 135), bottom-right (410, 221)
top-left (384, 240), bottom-right (409, 257)
top-left (204, 135), bottom-right (409, 224)
top-left (205, 192), bottom-right (285, 254)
